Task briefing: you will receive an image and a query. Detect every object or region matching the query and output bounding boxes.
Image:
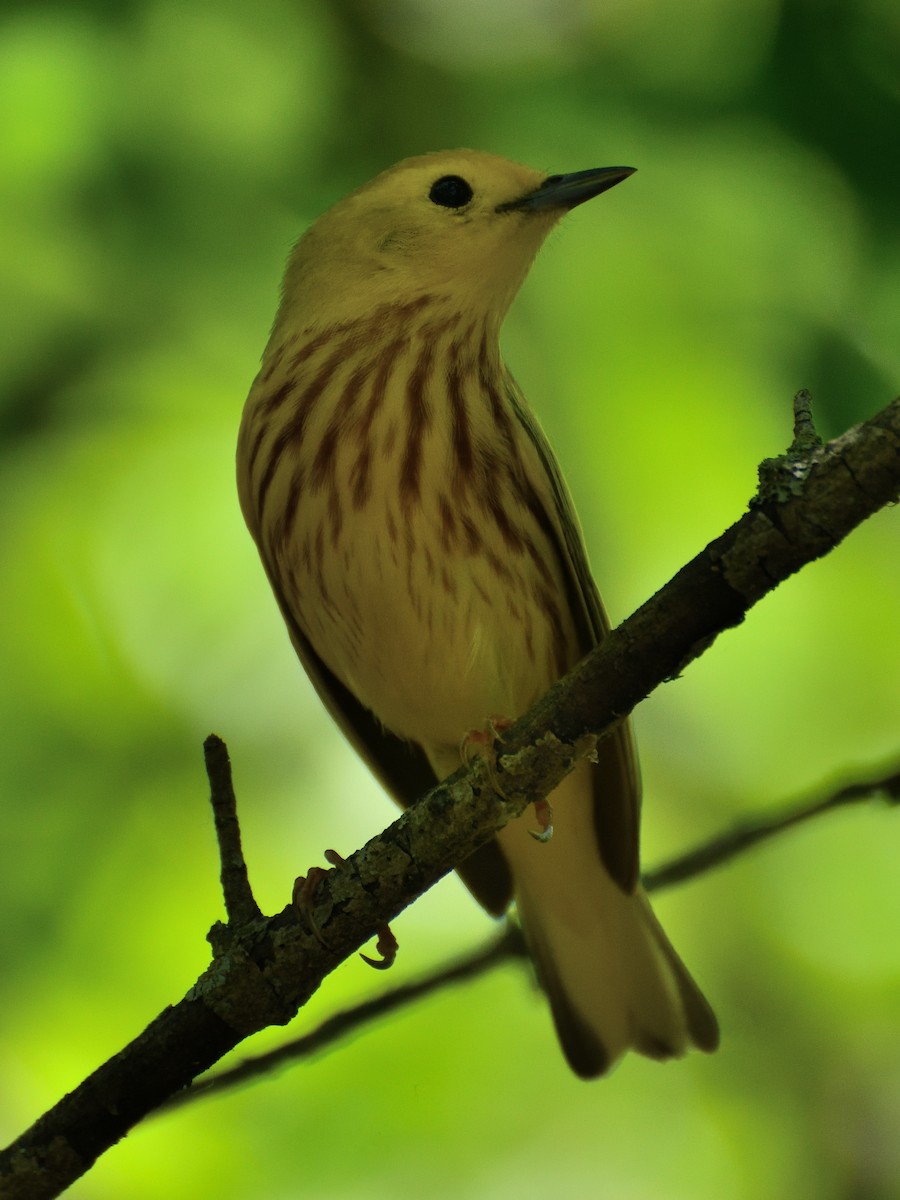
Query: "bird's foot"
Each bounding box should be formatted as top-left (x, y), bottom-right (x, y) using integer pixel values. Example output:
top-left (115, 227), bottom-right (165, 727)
top-left (462, 717), bottom-right (554, 842)
top-left (292, 849), bottom-right (398, 969)
top-left (292, 849), bottom-right (343, 947)
top-left (460, 715), bottom-right (515, 797)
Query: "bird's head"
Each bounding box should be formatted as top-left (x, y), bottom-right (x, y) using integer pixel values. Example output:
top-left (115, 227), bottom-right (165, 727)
top-left (276, 150), bottom-right (634, 335)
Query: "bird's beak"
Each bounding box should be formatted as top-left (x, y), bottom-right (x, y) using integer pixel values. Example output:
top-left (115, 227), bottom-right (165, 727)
top-left (497, 166), bottom-right (636, 214)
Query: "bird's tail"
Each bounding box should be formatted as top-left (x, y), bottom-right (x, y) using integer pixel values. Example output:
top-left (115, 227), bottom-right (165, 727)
top-left (498, 765), bottom-right (719, 1078)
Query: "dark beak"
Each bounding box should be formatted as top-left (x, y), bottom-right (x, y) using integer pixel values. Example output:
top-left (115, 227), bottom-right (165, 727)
top-left (497, 166), bottom-right (636, 213)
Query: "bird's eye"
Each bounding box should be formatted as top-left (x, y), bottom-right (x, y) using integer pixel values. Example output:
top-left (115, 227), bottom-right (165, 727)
top-left (428, 175), bottom-right (474, 208)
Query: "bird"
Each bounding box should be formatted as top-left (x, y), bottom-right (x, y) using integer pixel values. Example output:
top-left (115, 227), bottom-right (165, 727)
top-left (236, 149), bottom-right (719, 1078)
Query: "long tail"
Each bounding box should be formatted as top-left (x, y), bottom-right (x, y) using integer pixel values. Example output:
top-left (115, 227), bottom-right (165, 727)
top-left (498, 764), bottom-right (719, 1078)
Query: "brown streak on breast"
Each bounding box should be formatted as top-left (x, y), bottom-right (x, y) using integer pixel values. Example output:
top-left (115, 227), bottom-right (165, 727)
top-left (479, 332), bottom-right (523, 473)
top-left (312, 354), bottom-right (374, 497)
top-left (245, 418), bottom-right (270, 480)
top-left (255, 338), bottom-right (350, 518)
top-left (484, 483), bottom-right (524, 553)
top-left (260, 349), bottom-right (282, 385)
top-left (473, 578), bottom-right (493, 607)
top-left (288, 327), bottom-right (338, 373)
top-left (351, 445), bottom-right (371, 509)
top-left (438, 493), bottom-right (457, 551)
top-left (399, 336), bottom-right (435, 509)
top-left (484, 548), bottom-right (514, 585)
top-left (535, 586), bottom-right (569, 678)
top-left (258, 379), bottom-right (295, 419)
top-left (447, 337), bottom-right (474, 484)
top-left (523, 532), bottom-right (555, 588)
top-left (272, 465), bottom-right (306, 554)
top-left (311, 423), bottom-right (340, 492)
top-left (353, 334), bottom-right (406, 508)
top-left (460, 513), bottom-right (482, 554)
top-left (518, 480), bottom-right (565, 588)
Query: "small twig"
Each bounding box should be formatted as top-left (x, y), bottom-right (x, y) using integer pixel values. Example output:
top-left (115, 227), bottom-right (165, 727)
top-left (789, 388), bottom-right (823, 455)
top-left (204, 734), bottom-right (261, 926)
top-left (643, 765), bottom-right (900, 891)
top-left (167, 760), bottom-right (899, 1108)
top-left (755, 388), bottom-right (826, 502)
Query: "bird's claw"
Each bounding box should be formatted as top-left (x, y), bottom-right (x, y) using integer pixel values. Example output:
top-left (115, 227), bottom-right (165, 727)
top-left (292, 863), bottom-right (333, 947)
top-left (461, 715), bottom-right (515, 797)
top-left (360, 924), bottom-right (399, 970)
top-left (528, 797), bottom-right (554, 843)
top-left (292, 849), bottom-right (399, 969)
top-left (464, 719), bottom-right (554, 842)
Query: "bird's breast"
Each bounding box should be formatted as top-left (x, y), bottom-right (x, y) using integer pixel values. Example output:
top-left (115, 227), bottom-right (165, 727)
top-left (242, 318), bottom-right (579, 754)
top-left (276, 457), bottom-right (572, 753)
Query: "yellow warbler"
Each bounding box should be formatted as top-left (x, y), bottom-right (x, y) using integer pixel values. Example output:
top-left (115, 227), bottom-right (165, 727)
top-left (237, 150), bottom-right (718, 1077)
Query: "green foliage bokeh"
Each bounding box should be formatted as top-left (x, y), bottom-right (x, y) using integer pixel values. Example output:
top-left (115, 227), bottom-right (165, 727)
top-left (1, 1), bottom-right (898, 1197)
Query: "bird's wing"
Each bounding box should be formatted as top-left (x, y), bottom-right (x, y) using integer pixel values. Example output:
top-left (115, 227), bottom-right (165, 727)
top-left (506, 378), bottom-right (641, 891)
top-left (259, 559), bottom-right (514, 915)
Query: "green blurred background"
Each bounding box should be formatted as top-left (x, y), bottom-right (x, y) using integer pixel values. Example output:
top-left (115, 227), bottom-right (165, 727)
top-left (1, 0), bottom-right (898, 1196)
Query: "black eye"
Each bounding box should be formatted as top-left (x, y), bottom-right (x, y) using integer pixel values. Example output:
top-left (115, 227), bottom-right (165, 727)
top-left (428, 175), bottom-right (474, 208)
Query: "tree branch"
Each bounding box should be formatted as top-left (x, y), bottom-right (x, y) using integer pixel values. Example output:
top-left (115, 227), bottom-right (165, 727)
top-left (166, 925), bottom-right (531, 1110)
top-left (2, 393), bottom-right (898, 1200)
top-left (164, 760), bottom-right (899, 1109)
top-left (643, 763), bottom-right (900, 890)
